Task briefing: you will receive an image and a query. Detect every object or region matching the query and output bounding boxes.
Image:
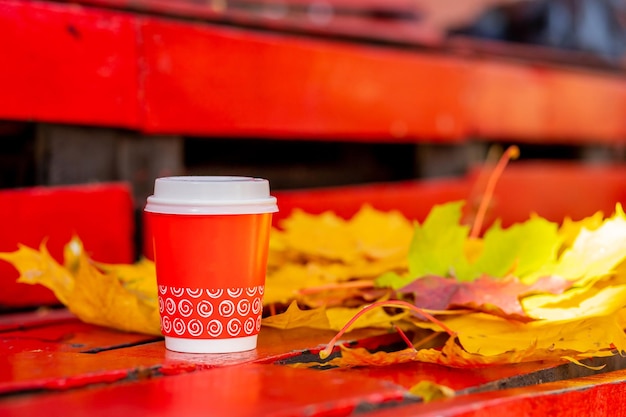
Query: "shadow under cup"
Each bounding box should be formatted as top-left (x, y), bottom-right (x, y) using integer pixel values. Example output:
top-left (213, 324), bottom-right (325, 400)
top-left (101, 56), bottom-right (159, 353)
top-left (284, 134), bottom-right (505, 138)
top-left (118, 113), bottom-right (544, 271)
top-left (145, 176), bottom-right (277, 354)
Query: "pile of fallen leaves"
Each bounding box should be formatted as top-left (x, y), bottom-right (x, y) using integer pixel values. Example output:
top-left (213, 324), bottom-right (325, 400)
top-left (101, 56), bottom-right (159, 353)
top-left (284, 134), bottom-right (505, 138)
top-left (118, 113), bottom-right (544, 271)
top-left (265, 201), bottom-right (626, 368)
top-left (2, 200), bottom-right (626, 369)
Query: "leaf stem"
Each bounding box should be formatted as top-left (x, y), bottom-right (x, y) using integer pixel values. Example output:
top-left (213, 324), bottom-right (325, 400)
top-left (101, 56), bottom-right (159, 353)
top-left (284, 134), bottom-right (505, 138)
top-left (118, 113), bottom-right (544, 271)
top-left (394, 324), bottom-right (416, 351)
top-left (470, 145), bottom-right (520, 239)
top-left (319, 300), bottom-right (456, 359)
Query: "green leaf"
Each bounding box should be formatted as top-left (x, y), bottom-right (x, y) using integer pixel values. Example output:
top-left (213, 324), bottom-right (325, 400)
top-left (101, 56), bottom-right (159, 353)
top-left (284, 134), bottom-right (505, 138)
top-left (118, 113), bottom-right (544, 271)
top-left (408, 201), bottom-right (470, 280)
top-left (375, 201), bottom-right (562, 288)
top-left (457, 215), bottom-right (561, 282)
top-left (375, 202), bottom-right (469, 289)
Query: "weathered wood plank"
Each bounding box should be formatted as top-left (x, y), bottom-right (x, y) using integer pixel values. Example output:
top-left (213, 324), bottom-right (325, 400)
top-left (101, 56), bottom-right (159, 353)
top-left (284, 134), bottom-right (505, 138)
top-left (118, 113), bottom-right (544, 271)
top-left (0, 363), bottom-right (410, 417)
top-left (365, 369), bottom-right (626, 417)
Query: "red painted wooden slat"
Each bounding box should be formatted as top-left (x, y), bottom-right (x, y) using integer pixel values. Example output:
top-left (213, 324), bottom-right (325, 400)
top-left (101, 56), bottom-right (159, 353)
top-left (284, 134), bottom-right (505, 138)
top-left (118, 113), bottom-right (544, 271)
top-left (465, 160), bottom-right (620, 225)
top-left (0, 311), bottom-right (355, 393)
top-left (0, 308), bottom-right (76, 332)
top-left (0, 320), bottom-right (158, 354)
top-left (329, 360), bottom-right (565, 392)
top-left (0, 314), bottom-right (393, 394)
top-left (0, 319), bottom-right (163, 394)
top-left (138, 17), bottom-right (467, 140)
top-left (0, 363), bottom-right (409, 417)
top-left (272, 176), bottom-right (471, 224)
top-left (2, 0), bottom-right (626, 142)
top-left (271, 161), bottom-right (626, 226)
top-left (468, 63), bottom-right (626, 144)
top-left (363, 369), bottom-right (626, 417)
top-left (469, 161), bottom-right (626, 228)
top-left (0, 0), bottom-right (140, 128)
top-left (0, 353), bottom-right (137, 395)
top-left (5, 361), bottom-right (626, 417)
top-left (2, 309), bottom-right (625, 415)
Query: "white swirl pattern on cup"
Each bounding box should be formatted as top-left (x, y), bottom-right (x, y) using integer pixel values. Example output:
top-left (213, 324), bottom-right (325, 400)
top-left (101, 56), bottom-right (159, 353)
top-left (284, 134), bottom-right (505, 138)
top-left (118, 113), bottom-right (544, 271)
top-left (227, 288), bottom-right (243, 298)
top-left (237, 299), bottom-right (250, 316)
top-left (161, 315), bottom-right (172, 333)
top-left (252, 297), bottom-right (262, 314)
top-left (178, 299), bottom-right (193, 317)
top-left (244, 317), bottom-right (256, 335)
top-left (227, 318), bottom-right (242, 336)
top-left (165, 298), bottom-right (176, 315)
top-left (158, 285), bottom-right (264, 339)
top-left (186, 288), bottom-right (203, 298)
top-left (207, 319), bottom-right (223, 337)
top-left (197, 300), bottom-right (213, 318)
top-left (206, 288), bottom-right (223, 298)
top-left (173, 318), bottom-right (186, 335)
top-left (187, 319), bottom-right (203, 337)
top-left (171, 287), bottom-right (185, 297)
top-left (219, 300), bottom-right (235, 317)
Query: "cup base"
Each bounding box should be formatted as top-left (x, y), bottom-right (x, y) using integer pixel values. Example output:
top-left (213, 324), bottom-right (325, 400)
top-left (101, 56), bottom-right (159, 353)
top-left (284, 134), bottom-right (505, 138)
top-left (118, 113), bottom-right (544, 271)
top-left (164, 335), bottom-right (258, 354)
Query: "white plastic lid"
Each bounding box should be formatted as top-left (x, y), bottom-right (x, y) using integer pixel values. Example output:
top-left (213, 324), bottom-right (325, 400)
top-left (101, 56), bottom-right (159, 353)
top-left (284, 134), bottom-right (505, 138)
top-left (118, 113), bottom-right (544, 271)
top-left (144, 176), bottom-right (278, 215)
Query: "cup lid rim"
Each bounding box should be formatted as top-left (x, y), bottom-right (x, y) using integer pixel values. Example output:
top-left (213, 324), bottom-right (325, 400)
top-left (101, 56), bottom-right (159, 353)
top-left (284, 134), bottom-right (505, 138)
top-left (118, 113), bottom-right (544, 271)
top-left (145, 176), bottom-right (278, 214)
top-left (144, 195), bottom-right (278, 215)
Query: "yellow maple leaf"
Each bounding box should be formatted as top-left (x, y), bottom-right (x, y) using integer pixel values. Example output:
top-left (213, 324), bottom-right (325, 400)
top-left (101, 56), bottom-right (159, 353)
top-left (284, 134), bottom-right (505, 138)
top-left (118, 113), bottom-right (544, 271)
top-left (347, 205), bottom-right (413, 260)
top-left (558, 211), bottom-right (604, 254)
top-left (524, 284), bottom-right (626, 321)
top-left (0, 242), bottom-right (73, 306)
top-left (278, 209), bottom-right (358, 263)
top-left (407, 312), bottom-right (626, 358)
top-left (523, 203), bottom-right (626, 286)
top-left (555, 204), bottom-right (626, 283)
top-left (274, 205), bottom-right (413, 263)
top-left (262, 301), bottom-right (331, 330)
top-left (0, 237), bottom-right (160, 335)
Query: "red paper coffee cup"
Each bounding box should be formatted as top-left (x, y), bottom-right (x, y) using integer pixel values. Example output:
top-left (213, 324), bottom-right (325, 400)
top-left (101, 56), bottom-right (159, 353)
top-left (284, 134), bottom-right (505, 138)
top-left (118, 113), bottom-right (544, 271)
top-left (145, 176), bottom-right (278, 353)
